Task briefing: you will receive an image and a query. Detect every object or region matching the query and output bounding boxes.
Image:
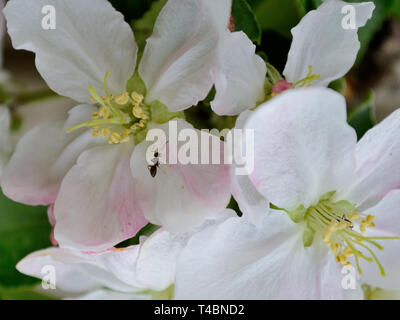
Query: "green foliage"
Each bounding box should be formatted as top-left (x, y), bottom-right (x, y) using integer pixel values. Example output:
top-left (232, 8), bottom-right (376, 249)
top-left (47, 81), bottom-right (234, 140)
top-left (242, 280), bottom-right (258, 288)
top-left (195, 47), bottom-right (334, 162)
top-left (0, 284), bottom-right (54, 300)
top-left (232, 0), bottom-right (262, 44)
top-left (350, 0), bottom-right (395, 65)
top-left (108, 0), bottom-right (154, 22)
top-left (390, 0), bottom-right (400, 19)
top-left (329, 77), bottom-right (347, 95)
top-left (348, 91), bottom-right (376, 140)
top-left (132, 0), bottom-right (167, 50)
top-left (0, 189), bottom-right (51, 289)
top-left (252, 0), bottom-right (306, 38)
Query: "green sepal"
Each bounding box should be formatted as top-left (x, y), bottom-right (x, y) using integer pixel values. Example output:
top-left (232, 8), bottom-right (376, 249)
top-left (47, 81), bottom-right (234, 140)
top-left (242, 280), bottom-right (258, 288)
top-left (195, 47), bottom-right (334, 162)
top-left (126, 72), bottom-right (147, 97)
top-left (150, 100), bottom-right (183, 124)
top-left (133, 128), bottom-right (148, 145)
top-left (266, 62), bottom-right (283, 84)
top-left (287, 204), bottom-right (307, 223)
top-left (302, 226), bottom-right (315, 247)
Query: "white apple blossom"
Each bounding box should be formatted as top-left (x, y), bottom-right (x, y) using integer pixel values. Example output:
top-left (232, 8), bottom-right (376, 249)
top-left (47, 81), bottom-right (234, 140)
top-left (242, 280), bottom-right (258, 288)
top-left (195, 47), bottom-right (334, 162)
top-left (175, 87), bottom-right (400, 299)
top-left (17, 210), bottom-right (235, 300)
top-left (0, 0), bottom-right (250, 251)
top-left (268, 0), bottom-right (375, 97)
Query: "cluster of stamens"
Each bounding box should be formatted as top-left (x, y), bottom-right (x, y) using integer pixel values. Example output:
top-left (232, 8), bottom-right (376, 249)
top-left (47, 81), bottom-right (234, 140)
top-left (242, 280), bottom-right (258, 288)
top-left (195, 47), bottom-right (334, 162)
top-left (67, 72), bottom-right (150, 144)
top-left (305, 195), bottom-right (399, 276)
top-left (270, 65), bottom-right (321, 98)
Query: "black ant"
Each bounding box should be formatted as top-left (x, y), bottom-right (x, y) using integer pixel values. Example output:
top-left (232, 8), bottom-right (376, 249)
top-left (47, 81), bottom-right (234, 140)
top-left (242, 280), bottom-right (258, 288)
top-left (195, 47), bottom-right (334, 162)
top-left (147, 149), bottom-right (160, 178)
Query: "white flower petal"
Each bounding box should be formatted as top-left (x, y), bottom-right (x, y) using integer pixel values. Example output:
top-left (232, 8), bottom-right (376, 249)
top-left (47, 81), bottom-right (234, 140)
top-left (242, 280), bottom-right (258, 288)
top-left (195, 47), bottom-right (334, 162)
top-left (358, 190), bottom-right (400, 290)
top-left (175, 212), bottom-right (361, 299)
top-left (4, 0), bottom-right (137, 103)
top-left (1, 105), bottom-right (103, 205)
top-left (244, 88), bottom-right (357, 210)
top-left (211, 31), bottom-right (266, 116)
top-left (17, 247), bottom-right (144, 293)
top-left (16, 248), bottom-right (104, 293)
top-left (71, 289), bottom-right (151, 300)
top-left (139, 0), bottom-right (231, 111)
top-left (136, 209), bottom-right (235, 292)
top-left (54, 143), bottom-right (148, 251)
top-left (283, 0), bottom-right (375, 86)
top-left (130, 119), bottom-right (231, 233)
top-left (340, 109), bottom-right (400, 209)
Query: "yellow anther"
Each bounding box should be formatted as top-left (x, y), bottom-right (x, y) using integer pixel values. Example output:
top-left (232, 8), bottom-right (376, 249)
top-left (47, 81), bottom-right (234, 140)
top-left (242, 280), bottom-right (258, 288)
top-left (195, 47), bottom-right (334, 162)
top-left (369, 222), bottom-right (376, 229)
top-left (343, 246), bottom-right (353, 257)
top-left (115, 92), bottom-right (130, 105)
top-left (139, 121), bottom-right (145, 128)
top-left (349, 212), bottom-right (360, 221)
top-left (92, 131), bottom-right (99, 138)
top-left (338, 254), bottom-right (349, 265)
top-left (132, 104), bottom-right (145, 119)
top-left (108, 132), bottom-right (122, 144)
top-left (99, 106), bottom-right (110, 119)
top-left (100, 127), bottom-right (111, 138)
top-left (330, 242), bottom-right (340, 255)
top-left (122, 128), bottom-right (131, 136)
top-left (92, 112), bottom-right (99, 119)
top-left (366, 215), bottom-right (375, 223)
top-left (120, 135), bottom-right (130, 143)
top-left (131, 92), bottom-right (144, 104)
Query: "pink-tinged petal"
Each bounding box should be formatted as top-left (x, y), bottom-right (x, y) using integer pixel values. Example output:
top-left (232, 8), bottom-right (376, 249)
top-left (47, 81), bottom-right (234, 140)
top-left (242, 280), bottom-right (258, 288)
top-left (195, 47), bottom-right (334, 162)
top-left (357, 190), bottom-right (400, 290)
top-left (272, 80), bottom-right (293, 93)
top-left (244, 88), bottom-right (357, 211)
top-left (16, 248), bottom-right (103, 293)
top-left (54, 143), bottom-right (148, 251)
top-left (4, 0), bottom-right (137, 103)
top-left (130, 119), bottom-right (231, 233)
top-left (340, 109), bottom-right (400, 209)
top-left (283, 0), bottom-right (374, 86)
top-left (230, 110), bottom-right (270, 225)
top-left (17, 246), bottom-right (145, 293)
top-left (1, 105), bottom-right (104, 205)
top-left (139, 0), bottom-right (231, 111)
top-left (175, 212), bottom-right (363, 299)
top-left (211, 31), bottom-right (266, 116)
top-left (136, 209), bottom-right (236, 291)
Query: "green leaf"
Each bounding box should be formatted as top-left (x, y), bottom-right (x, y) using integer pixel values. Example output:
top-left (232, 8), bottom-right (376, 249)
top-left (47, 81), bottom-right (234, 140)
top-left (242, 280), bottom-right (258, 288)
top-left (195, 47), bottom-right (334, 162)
top-left (231, 0), bottom-right (262, 44)
top-left (0, 189), bottom-right (51, 288)
top-left (348, 91), bottom-right (376, 140)
top-left (254, 0), bottom-right (306, 38)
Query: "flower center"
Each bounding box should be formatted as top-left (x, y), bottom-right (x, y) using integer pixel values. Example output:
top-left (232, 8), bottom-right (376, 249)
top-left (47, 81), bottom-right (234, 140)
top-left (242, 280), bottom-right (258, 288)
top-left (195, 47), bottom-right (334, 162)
top-left (290, 191), bottom-right (399, 277)
top-left (269, 65), bottom-right (321, 98)
top-left (67, 71), bottom-right (151, 144)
